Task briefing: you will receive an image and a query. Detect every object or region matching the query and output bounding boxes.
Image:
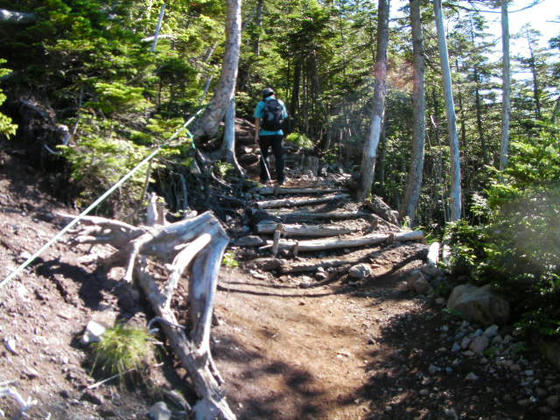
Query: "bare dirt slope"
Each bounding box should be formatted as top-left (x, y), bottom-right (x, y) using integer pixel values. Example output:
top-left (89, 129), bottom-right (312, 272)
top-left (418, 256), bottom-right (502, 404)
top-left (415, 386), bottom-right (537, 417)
top-left (1, 147), bottom-right (559, 420)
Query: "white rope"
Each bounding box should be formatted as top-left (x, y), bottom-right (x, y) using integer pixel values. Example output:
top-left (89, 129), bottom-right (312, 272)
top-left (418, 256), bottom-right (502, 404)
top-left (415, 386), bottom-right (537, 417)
top-left (0, 109), bottom-right (204, 289)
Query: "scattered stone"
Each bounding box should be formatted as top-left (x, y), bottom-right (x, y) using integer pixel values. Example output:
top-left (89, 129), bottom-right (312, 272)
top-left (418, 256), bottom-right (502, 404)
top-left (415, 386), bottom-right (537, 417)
top-left (461, 336), bottom-right (471, 350)
top-left (81, 389), bottom-right (104, 405)
top-left (465, 372), bottom-right (479, 381)
top-left (23, 367), bottom-right (39, 379)
top-left (407, 270), bottom-right (432, 295)
top-left (348, 263), bottom-right (372, 280)
top-left (149, 401), bottom-right (172, 420)
top-left (483, 325), bottom-right (499, 338)
top-left (4, 337), bottom-right (17, 354)
top-left (469, 336), bottom-right (489, 354)
top-left (81, 321), bottom-right (107, 345)
top-left (249, 270), bottom-right (267, 280)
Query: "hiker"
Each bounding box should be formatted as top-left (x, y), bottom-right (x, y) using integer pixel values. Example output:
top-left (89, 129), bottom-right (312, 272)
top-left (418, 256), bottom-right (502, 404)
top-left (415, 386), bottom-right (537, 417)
top-left (254, 87), bottom-right (289, 185)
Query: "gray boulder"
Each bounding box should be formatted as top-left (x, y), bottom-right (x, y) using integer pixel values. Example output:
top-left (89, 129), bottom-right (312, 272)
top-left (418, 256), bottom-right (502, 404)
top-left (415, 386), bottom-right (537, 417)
top-left (348, 263), bottom-right (373, 280)
top-left (447, 284), bottom-right (510, 326)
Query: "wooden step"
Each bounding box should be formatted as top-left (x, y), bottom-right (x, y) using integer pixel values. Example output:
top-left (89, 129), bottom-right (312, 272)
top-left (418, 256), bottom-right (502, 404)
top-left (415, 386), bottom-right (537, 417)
top-left (255, 186), bottom-right (346, 196)
top-left (260, 230), bottom-right (424, 253)
top-left (255, 193), bottom-right (350, 209)
top-left (256, 220), bottom-right (356, 238)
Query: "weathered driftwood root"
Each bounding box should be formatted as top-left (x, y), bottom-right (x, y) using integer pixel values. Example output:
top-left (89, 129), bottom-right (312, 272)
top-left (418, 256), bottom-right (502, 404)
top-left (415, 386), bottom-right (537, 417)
top-left (260, 230), bottom-right (425, 253)
top-left (62, 211), bottom-right (235, 420)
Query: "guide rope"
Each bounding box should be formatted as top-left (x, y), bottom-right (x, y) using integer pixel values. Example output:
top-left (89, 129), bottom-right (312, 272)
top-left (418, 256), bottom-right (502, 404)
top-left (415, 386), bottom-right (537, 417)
top-left (0, 108), bottom-right (204, 289)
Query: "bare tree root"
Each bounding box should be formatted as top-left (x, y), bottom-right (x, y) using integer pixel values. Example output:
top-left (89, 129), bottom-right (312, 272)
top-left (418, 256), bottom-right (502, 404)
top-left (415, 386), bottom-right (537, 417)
top-left (60, 211), bottom-right (236, 420)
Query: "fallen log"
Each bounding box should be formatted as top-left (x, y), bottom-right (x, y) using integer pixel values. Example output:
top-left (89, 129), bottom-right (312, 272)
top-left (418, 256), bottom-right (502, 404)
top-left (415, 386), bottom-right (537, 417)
top-left (256, 220), bottom-right (354, 238)
top-left (61, 211), bottom-right (236, 419)
top-left (260, 230), bottom-right (425, 253)
top-left (255, 193), bottom-right (350, 209)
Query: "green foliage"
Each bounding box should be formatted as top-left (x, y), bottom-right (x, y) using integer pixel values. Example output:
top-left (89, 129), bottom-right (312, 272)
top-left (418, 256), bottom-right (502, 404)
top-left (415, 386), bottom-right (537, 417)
top-left (0, 60), bottom-right (17, 138)
top-left (91, 323), bottom-right (155, 384)
top-left (59, 113), bottom-right (151, 214)
top-left (222, 251), bottom-right (238, 268)
top-left (446, 124), bottom-right (560, 337)
top-left (286, 132), bottom-right (313, 150)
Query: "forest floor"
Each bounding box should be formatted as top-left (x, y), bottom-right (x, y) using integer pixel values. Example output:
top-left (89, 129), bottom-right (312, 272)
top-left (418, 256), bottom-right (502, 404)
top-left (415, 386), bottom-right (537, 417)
top-left (0, 145), bottom-right (559, 420)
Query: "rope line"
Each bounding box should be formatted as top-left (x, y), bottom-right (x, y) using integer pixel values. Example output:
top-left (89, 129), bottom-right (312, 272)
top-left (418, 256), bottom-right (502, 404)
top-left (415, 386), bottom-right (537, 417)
top-left (0, 108), bottom-right (204, 289)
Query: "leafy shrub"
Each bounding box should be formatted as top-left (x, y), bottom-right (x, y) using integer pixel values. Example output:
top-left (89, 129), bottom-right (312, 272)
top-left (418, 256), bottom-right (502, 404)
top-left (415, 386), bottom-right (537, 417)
top-left (446, 123), bottom-right (560, 337)
top-left (0, 60), bottom-right (17, 138)
top-left (286, 132), bottom-right (314, 150)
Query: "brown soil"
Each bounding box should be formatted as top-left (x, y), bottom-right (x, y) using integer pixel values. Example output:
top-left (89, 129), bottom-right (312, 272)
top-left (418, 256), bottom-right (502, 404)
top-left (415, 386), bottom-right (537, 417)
top-left (0, 147), bottom-right (559, 420)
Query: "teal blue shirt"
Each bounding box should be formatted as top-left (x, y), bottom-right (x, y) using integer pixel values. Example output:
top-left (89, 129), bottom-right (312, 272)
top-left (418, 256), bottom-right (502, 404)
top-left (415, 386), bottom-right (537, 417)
top-left (254, 96), bottom-right (289, 136)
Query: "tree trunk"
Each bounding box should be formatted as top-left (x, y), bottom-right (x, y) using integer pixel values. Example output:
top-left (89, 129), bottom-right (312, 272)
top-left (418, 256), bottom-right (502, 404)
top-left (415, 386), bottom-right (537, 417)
top-left (357, 0), bottom-right (390, 202)
top-left (190, 0), bottom-right (242, 140)
top-left (222, 98), bottom-right (245, 175)
top-left (400, 0), bottom-right (426, 225)
top-left (499, 0), bottom-right (511, 171)
top-left (433, 0), bottom-right (462, 221)
top-left (526, 33), bottom-right (542, 119)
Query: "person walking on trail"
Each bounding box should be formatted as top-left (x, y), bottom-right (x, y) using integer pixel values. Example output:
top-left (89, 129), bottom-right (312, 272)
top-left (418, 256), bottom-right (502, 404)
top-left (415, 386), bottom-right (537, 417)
top-left (254, 87), bottom-right (289, 185)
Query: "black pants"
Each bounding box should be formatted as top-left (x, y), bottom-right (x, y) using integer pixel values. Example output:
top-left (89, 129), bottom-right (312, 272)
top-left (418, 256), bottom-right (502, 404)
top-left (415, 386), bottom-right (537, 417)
top-left (259, 134), bottom-right (284, 183)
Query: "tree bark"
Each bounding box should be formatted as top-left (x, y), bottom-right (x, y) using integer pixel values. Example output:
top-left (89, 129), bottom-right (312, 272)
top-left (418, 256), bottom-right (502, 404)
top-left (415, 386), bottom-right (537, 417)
top-left (400, 0), bottom-right (426, 225)
top-left (499, 0), bottom-right (511, 171)
top-left (357, 0), bottom-right (390, 201)
top-left (433, 0), bottom-right (462, 221)
top-left (190, 0), bottom-right (242, 140)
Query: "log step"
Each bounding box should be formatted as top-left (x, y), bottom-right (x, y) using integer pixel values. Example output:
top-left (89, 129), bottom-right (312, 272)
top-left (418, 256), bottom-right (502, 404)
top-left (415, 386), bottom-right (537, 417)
top-left (259, 230), bottom-right (425, 253)
top-left (255, 186), bottom-right (346, 196)
top-left (256, 220), bottom-right (356, 238)
top-left (255, 193), bottom-right (351, 209)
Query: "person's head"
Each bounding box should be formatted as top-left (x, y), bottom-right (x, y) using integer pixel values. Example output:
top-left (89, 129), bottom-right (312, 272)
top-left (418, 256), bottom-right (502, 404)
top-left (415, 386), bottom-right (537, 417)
top-left (262, 87), bottom-right (275, 99)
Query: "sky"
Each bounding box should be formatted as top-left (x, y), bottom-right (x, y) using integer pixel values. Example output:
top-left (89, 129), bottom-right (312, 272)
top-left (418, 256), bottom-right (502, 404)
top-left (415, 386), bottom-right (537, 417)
top-left (392, 0), bottom-right (560, 55)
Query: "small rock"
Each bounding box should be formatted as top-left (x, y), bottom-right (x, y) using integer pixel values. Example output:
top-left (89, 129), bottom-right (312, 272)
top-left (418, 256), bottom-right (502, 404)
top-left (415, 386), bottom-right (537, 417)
top-left (23, 367), bottom-right (40, 379)
top-left (348, 263), bottom-right (372, 280)
top-left (249, 270), bottom-right (267, 280)
top-left (4, 337), bottom-right (17, 354)
top-left (149, 401), bottom-right (172, 420)
top-left (461, 336), bottom-right (471, 349)
top-left (81, 390), bottom-right (104, 405)
top-left (465, 372), bottom-right (479, 381)
top-left (469, 336), bottom-right (489, 354)
top-left (451, 342), bottom-right (461, 353)
top-left (483, 325), bottom-right (499, 338)
top-left (444, 408), bottom-right (458, 419)
top-left (234, 235), bottom-right (265, 247)
top-left (81, 321), bottom-right (107, 345)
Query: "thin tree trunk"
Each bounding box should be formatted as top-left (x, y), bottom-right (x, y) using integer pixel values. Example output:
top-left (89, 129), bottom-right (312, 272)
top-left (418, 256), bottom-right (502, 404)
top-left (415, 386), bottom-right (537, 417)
top-left (190, 0), bottom-right (242, 139)
top-left (433, 0), bottom-right (461, 221)
top-left (473, 65), bottom-right (488, 163)
top-left (526, 35), bottom-right (542, 119)
top-left (222, 98), bottom-right (244, 175)
top-left (401, 0), bottom-right (426, 224)
top-left (357, 0), bottom-right (390, 202)
top-left (499, 0), bottom-right (511, 170)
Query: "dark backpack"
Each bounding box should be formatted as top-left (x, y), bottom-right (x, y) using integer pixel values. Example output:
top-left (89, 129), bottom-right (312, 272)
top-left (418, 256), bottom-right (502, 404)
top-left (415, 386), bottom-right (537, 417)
top-left (261, 99), bottom-right (285, 131)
